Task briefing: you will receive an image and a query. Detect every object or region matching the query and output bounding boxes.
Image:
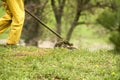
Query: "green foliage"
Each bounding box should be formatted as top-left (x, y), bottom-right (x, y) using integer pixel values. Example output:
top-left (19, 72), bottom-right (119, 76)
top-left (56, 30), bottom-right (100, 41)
top-left (110, 32), bottom-right (120, 51)
top-left (0, 46), bottom-right (119, 80)
top-left (97, 9), bottom-right (118, 31)
top-left (97, 0), bottom-right (120, 52)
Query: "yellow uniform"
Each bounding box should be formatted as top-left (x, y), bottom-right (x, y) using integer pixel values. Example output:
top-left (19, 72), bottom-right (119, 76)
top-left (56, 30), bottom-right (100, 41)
top-left (0, 0), bottom-right (25, 45)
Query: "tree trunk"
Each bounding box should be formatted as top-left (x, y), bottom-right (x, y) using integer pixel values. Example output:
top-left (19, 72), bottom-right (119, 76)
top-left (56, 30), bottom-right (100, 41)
top-left (51, 0), bottom-right (66, 41)
top-left (23, 0), bottom-right (48, 46)
top-left (66, 12), bottom-right (81, 41)
top-left (66, 0), bottom-right (82, 41)
top-left (66, 23), bottom-right (76, 41)
top-left (66, 0), bottom-right (90, 41)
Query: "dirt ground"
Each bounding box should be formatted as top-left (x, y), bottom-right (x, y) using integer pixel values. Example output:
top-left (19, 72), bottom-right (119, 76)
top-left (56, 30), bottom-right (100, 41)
top-left (0, 39), bottom-right (113, 51)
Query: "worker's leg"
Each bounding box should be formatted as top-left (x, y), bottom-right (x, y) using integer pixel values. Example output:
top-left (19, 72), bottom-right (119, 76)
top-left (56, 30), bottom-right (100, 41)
top-left (0, 1), bottom-right (12, 33)
top-left (6, 0), bottom-right (25, 44)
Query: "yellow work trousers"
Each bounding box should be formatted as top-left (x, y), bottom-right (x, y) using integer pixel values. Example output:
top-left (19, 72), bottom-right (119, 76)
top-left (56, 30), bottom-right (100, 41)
top-left (0, 0), bottom-right (25, 44)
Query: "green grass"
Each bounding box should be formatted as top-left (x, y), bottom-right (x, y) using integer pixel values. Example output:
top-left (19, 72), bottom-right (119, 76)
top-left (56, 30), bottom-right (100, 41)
top-left (0, 46), bottom-right (120, 80)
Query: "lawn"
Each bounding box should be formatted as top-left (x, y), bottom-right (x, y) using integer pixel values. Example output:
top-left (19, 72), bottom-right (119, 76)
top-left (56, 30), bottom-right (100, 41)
top-left (0, 46), bottom-right (120, 80)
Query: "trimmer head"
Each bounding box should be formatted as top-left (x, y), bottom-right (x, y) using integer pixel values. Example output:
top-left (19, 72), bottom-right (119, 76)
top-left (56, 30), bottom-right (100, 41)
top-left (54, 40), bottom-right (76, 49)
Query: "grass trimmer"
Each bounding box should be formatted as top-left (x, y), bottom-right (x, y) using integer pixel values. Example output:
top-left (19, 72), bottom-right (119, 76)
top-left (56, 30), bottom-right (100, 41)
top-left (25, 9), bottom-right (76, 49)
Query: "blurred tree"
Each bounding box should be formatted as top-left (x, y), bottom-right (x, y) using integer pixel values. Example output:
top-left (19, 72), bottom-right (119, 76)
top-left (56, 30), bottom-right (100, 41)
top-left (50, 0), bottom-right (112, 41)
top-left (23, 0), bottom-right (112, 47)
top-left (51, 0), bottom-right (66, 41)
top-left (0, 0), bottom-right (2, 7)
top-left (97, 0), bottom-right (120, 51)
top-left (23, 0), bottom-right (48, 46)
top-left (66, 0), bottom-right (90, 41)
top-left (64, 0), bottom-right (111, 41)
